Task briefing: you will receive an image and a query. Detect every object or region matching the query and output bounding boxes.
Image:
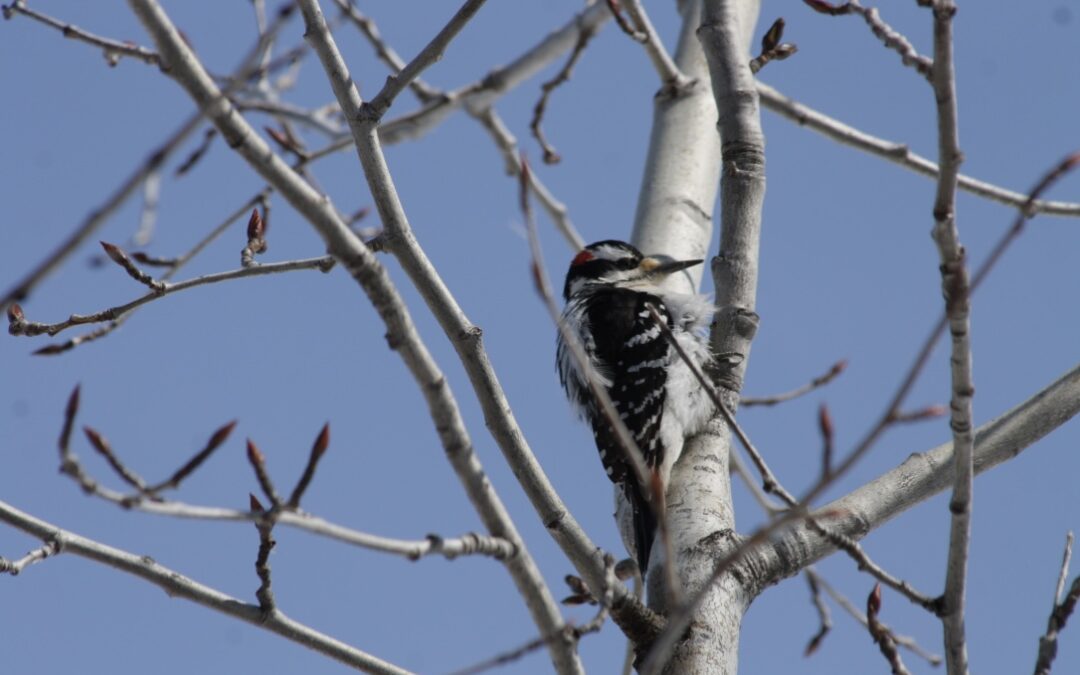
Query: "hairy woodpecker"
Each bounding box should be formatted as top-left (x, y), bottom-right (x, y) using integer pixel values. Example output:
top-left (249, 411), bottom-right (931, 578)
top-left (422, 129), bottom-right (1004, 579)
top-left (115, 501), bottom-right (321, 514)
top-left (556, 240), bottom-right (714, 575)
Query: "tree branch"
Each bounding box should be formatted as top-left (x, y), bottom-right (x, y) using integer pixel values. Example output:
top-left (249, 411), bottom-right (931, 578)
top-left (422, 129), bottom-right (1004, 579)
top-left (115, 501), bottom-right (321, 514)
top-left (753, 361), bottom-right (1080, 589)
top-left (0, 500), bottom-right (412, 675)
top-left (756, 82), bottom-right (1080, 217)
top-left (293, 3), bottom-right (581, 672)
top-left (925, 3), bottom-right (971, 673)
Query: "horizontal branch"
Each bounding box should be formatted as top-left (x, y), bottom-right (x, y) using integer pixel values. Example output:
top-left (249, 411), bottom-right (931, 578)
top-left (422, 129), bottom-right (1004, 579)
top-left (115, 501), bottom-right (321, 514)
top-left (0, 499), bottom-right (412, 675)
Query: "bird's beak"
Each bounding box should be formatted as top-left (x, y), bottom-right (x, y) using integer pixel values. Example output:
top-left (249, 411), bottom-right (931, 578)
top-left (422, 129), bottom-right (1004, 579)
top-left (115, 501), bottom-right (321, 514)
top-left (639, 256), bottom-right (704, 277)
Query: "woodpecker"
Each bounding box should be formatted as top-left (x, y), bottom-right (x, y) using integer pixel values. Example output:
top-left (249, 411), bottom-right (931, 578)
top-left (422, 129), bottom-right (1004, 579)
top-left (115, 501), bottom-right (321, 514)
top-left (556, 240), bottom-right (714, 576)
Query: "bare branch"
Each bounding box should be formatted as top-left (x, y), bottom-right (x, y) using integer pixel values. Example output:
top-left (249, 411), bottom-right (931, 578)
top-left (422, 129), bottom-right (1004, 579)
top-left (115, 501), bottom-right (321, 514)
top-left (649, 303), bottom-right (940, 612)
top-left (285, 6), bottom-right (582, 671)
top-left (0, 539), bottom-right (61, 576)
top-left (741, 359), bottom-right (847, 406)
top-left (753, 362), bottom-right (1080, 589)
top-left (1034, 532), bottom-right (1080, 675)
top-left (606, 0), bottom-right (646, 42)
top-left (2, 0), bottom-right (160, 66)
top-left (0, 111), bottom-right (202, 315)
top-left (472, 107), bottom-right (584, 249)
top-left (363, 0), bottom-right (489, 121)
top-left (174, 128), bottom-right (218, 176)
top-left (810, 569), bottom-right (943, 665)
top-left (530, 25), bottom-right (598, 164)
top-left (757, 82), bottom-right (1080, 217)
top-left (100, 241), bottom-right (166, 292)
top-left (246, 439), bottom-right (283, 508)
top-left (332, 6), bottom-right (584, 249)
top-left (60, 408), bottom-right (514, 560)
top-left (2, 3), bottom-right (298, 317)
top-left (925, 3), bottom-right (972, 672)
top-left (616, 0), bottom-right (694, 91)
top-left (8, 256), bottom-right (335, 339)
top-left (803, 569), bottom-right (833, 656)
top-left (286, 423), bottom-right (330, 509)
top-left (867, 583), bottom-right (913, 675)
top-left (331, 0), bottom-right (440, 102)
top-left (0, 500), bottom-right (413, 675)
top-left (149, 421), bottom-right (238, 494)
top-left (803, 0), bottom-right (932, 79)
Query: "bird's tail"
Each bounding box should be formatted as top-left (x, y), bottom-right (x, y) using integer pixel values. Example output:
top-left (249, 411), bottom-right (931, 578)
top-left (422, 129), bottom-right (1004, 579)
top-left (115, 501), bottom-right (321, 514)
top-left (624, 480), bottom-right (657, 577)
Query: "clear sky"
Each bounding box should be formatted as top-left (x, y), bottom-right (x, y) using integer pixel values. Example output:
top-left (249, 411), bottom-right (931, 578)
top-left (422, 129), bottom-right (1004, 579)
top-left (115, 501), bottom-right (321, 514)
top-left (2, 1), bottom-right (1079, 674)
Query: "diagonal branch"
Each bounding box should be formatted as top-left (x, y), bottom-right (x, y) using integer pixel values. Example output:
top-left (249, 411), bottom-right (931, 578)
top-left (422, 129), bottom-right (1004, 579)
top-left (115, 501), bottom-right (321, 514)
top-left (287, 3), bottom-right (582, 672)
top-left (294, 0), bottom-right (661, 652)
top-left (756, 82), bottom-right (1080, 217)
top-left (753, 361), bottom-right (1080, 587)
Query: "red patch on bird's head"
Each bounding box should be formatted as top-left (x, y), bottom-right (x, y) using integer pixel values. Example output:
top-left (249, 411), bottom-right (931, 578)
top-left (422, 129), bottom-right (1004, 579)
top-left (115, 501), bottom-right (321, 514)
top-left (571, 250), bottom-right (594, 266)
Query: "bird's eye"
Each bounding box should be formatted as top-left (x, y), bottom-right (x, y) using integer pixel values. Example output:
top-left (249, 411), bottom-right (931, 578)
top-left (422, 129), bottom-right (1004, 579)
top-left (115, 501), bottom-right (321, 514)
top-left (616, 257), bottom-right (639, 270)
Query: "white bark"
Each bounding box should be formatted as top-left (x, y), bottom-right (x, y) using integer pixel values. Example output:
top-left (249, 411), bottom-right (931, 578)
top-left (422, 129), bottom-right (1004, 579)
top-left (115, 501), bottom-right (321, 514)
top-left (630, 0), bottom-right (720, 290)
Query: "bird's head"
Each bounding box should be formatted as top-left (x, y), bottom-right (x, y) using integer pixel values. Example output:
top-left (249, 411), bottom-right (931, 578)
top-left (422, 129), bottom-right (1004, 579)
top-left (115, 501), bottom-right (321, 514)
top-left (562, 240), bottom-right (703, 300)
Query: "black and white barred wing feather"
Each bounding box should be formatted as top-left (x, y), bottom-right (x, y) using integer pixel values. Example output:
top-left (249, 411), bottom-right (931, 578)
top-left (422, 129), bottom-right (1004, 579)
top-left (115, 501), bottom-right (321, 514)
top-left (558, 287), bottom-right (674, 572)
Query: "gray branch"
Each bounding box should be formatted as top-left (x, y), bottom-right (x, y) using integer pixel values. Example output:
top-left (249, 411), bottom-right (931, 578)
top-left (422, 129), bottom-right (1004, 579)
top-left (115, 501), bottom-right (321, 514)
top-left (0, 499), bottom-right (411, 675)
top-left (750, 362), bottom-right (1080, 590)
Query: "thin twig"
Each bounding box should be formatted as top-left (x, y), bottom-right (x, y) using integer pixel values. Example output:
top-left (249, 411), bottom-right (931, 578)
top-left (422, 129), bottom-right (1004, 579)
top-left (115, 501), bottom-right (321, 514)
top-left (246, 439), bottom-right (283, 507)
top-left (803, 568), bottom-right (833, 655)
top-left (331, 0), bottom-right (441, 103)
top-left (100, 241), bottom-right (166, 292)
top-left (1055, 533), bottom-right (1075, 605)
top-left (867, 583), bottom-right (914, 675)
top-left (803, 0), bottom-right (931, 79)
top-left (471, 107), bottom-right (584, 250)
top-left (530, 25), bottom-right (597, 164)
top-left (8, 256), bottom-right (334, 339)
top-left (606, 0), bottom-right (646, 42)
top-left (2, 0), bottom-right (160, 66)
top-left (756, 82), bottom-right (1080, 217)
top-left (286, 423), bottom-right (330, 509)
top-left (2, 3), bottom-right (298, 317)
top-left (0, 499), bottom-right (413, 675)
top-left (741, 359), bottom-right (846, 406)
top-left (0, 539), bottom-right (61, 576)
top-left (810, 569), bottom-right (942, 665)
top-left (62, 415), bottom-right (516, 560)
top-left (332, 4), bottom-right (585, 249)
top-left (82, 426), bottom-right (149, 492)
top-left (174, 128), bottom-right (218, 176)
top-left (363, 0), bottom-right (489, 121)
top-left (147, 421), bottom-right (238, 494)
top-left (0, 111), bottom-right (202, 315)
top-left (1034, 532), bottom-right (1080, 675)
top-left (619, 0), bottom-right (693, 90)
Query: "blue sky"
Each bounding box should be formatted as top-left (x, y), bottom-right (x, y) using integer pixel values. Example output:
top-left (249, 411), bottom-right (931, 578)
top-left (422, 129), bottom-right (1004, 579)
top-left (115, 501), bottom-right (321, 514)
top-left (2, 1), bottom-right (1079, 673)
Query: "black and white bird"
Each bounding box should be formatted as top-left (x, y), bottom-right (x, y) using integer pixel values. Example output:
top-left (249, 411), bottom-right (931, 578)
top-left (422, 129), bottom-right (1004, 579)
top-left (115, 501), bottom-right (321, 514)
top-left (556, 240), bottom-right (714, 576)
